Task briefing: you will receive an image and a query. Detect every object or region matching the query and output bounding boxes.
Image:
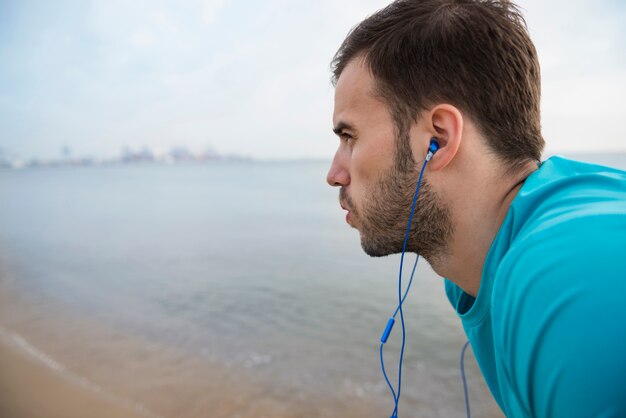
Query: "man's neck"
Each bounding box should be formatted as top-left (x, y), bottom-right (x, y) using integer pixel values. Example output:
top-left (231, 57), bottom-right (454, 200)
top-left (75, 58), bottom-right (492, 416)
top-left (436, 160), bottom-right (538, 297)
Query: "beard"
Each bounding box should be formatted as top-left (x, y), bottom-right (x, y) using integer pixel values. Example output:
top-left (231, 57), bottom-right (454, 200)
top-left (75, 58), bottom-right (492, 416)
top-left (340, 134), bottom-right (453, 262)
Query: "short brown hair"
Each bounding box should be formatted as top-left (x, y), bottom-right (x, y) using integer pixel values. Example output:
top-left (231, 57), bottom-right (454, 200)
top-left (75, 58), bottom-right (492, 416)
top-left (331, 0), bottom-right (544, 171)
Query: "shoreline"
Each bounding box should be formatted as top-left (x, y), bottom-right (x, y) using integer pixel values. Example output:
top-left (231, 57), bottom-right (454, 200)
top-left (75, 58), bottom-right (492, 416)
top-left (0, 276), bottom-right (330, 418)
top-left (0, 328), bottom-right (154, 418)
top-left (0, 260), bottom-right (502, 417)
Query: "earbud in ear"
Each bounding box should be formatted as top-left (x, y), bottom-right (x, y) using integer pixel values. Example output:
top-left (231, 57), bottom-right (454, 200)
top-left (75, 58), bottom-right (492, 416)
top-left (426, 137), bottom-right (440, 161)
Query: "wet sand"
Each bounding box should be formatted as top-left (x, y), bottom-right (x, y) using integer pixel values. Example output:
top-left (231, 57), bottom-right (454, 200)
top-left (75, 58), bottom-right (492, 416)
top-left (0, 326), bottom-right (386, 418)
top-left (0, 263), bottom-right (501, 418)
top-left (0, 339), bottom-right (150, 418)
top-left (0, 277), bottom-right (390, 418)
top-left (0, 328), bottom-right (388, 418)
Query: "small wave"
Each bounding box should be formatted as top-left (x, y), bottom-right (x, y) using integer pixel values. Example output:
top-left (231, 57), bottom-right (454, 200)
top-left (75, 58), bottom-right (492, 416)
top-left (342, 377), bottom-right (386, 398)
top-left (0, 325), bottom-right (163, 418)
top-left (243, 351), bottom-right (273, 368)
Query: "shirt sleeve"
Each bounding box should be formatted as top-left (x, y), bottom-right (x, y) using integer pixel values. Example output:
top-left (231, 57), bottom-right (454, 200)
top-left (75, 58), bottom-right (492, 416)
top-left (491, 216), bottom-right (626, 418)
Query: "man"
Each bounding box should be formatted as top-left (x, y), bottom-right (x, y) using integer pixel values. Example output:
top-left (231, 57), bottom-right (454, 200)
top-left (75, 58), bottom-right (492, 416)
top-left (326, 1), bottom-right (626, 417)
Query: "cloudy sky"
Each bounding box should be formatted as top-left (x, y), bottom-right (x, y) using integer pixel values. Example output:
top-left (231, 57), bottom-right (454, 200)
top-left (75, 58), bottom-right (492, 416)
top-left (0, 0), bottom-right (624, 161)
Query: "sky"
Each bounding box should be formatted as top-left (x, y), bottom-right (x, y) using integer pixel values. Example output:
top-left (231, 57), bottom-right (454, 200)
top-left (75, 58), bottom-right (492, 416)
top-left (0, 0), bottom-right (625, 161)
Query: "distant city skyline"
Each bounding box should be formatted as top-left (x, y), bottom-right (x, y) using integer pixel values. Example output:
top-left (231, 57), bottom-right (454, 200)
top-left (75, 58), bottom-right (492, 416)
top-left (0, 142), bottom-right (254, 169)
top-left (0, 142), bottom-right (236, 161)
top-left (1, 0), bottom-right (625, 161)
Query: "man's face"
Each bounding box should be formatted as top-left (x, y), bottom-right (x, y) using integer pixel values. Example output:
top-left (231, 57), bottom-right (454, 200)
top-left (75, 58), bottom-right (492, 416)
top-left (327, 59), bottom-right (451, 260)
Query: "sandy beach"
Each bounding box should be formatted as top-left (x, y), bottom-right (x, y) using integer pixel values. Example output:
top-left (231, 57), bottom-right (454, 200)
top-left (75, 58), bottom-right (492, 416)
top-left (0, 278), bottom-right (387, 418)
top-left (0, 259), bottom-right (502, 418)
top-left (0, 326), bottom-right (386, 418)
top-left (0, 337), bottom-right (151, 418)
top-left (0, 272), bottom-right (160, 418)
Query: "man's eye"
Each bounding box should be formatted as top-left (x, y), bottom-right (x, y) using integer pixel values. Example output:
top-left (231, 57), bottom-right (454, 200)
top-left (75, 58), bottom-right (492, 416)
top-left (341, 133), bottom-right (353, 142)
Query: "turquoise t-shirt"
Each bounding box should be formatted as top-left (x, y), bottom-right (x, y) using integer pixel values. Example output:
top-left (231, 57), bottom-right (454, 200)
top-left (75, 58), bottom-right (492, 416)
top-left (445, 156), bottom-right (626, 417)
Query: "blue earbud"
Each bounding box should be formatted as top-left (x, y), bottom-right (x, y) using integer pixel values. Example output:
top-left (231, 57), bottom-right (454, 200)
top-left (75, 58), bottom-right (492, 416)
top-left (426, 138), bottom-right (440, 161)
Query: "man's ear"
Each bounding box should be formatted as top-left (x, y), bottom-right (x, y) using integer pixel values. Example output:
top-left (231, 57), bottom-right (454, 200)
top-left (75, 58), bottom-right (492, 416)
top-left (419, 104), bottom-right (463, 171)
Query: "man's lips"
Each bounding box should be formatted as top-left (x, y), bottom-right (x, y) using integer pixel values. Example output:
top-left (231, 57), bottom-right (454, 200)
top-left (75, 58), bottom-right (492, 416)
top-left (340, 202), bottom-right (353, 225)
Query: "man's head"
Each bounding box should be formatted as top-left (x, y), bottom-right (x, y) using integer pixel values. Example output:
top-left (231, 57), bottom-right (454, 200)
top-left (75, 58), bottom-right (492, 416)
top-left (330, 57), bottom-right (453, 260)
top-left (327, 0), bottom-right (543, 260)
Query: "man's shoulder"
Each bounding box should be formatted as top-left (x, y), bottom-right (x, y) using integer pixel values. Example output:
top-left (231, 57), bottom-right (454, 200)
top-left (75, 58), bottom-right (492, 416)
top-left (494, 177), bottom-right (626, 307)
top-left (493, 211), bottom-right (626, 307)
top-left (507, 155), bottom-right (626, 257)
top-left (519, 156), bottom-right (626, 200)
top-left (491, 155), bottom-right (626, 336)
top-left (489, 159), bottom-right (626, 416)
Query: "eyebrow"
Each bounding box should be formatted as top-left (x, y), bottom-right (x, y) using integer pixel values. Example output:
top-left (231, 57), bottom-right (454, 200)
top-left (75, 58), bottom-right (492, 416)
top-left (333, 121), bottom-right (354, 135)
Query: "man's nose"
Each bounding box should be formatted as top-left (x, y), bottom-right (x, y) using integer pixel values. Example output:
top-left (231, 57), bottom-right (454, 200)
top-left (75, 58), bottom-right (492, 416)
top-left (326, 150), bottom-right (350, 187)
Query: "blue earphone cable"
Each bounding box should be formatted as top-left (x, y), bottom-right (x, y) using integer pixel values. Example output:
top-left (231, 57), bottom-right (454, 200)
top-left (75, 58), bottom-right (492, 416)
top-left (379, 254), bottom-right (419, 412)
top-left (378, 140), bottom-right (472, 418)
top-left (379, 156), bottom-right (429, 418)
top-left (460, 340), bottom-right (471, 418)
